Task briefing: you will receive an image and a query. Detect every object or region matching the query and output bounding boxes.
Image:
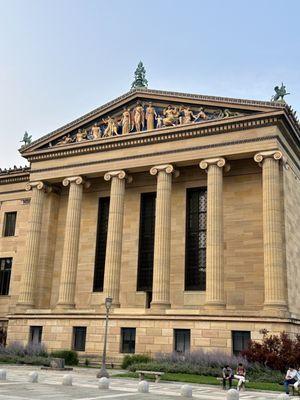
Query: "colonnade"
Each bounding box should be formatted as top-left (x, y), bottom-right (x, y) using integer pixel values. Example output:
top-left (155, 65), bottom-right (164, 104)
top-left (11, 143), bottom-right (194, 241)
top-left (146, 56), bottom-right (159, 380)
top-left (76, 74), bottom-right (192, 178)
top-left (17, 150), bottom-right (287, 312)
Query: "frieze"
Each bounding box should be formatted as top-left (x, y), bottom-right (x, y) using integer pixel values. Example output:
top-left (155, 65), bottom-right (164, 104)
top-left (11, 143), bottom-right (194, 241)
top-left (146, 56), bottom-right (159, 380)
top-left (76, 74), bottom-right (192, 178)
top-left (48, 103), bottom-right (244, 148)
top-left (27, 114), bottom-right (280, 162)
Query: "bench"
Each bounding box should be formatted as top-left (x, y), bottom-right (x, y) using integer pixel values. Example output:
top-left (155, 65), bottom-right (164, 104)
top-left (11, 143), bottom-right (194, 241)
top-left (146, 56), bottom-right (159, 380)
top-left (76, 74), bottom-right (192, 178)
top-left (136, 370), bottom-right (164, 383)
top-left (217, 377), bottom-right (249, 390)
top-left (289, 384), bottom-right (300, 396)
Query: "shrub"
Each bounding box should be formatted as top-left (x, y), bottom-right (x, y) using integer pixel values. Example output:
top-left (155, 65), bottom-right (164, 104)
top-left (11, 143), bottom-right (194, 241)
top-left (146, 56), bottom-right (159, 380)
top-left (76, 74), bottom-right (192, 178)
top-left (0, 341), bottom-right (48, 357)
top-left (121, 354), bottom-right (152, 369)
top-left (242, 332), bottom-right (300, 372)
top-left (51, 350), bottom-right (79, 366)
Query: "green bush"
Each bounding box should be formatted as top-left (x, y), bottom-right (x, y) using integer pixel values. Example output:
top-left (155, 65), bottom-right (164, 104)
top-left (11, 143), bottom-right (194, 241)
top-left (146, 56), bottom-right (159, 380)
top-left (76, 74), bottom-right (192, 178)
top-left (0, 354), bottom-right (50, 366)
top-left (121, 354), bottom-right (151, 369)
top-left (51, 350), bottom-right (79, 366)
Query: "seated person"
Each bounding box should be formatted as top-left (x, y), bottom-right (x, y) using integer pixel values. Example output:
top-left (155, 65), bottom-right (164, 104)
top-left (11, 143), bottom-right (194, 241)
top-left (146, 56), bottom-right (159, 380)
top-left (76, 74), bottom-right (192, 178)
top-left (284, 366), bottom-right (297, 394)
top-left (234, 363), bottom-right (246, 391)
top-left (222, 365), bottom-right (233, 389)
top-left (294, 367), bottom-right (300, 392)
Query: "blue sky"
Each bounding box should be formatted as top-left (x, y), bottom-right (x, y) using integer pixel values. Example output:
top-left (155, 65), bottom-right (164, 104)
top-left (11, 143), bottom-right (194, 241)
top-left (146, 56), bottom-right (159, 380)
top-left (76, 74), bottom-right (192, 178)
top-left (0, 0), bottom-right (299, 168)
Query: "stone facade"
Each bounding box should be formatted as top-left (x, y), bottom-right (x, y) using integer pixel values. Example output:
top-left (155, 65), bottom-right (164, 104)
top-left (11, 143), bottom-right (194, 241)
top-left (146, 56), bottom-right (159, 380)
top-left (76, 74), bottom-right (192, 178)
top-left (0, 88), bottom-right (300, 361)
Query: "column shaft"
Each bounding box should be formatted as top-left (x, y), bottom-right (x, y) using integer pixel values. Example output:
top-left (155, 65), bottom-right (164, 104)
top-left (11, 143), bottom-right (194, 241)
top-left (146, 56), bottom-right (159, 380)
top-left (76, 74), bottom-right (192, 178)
top-left (200, 158), bottom-right (227, 308)
top-left (18, 182), bottom-right (47, 307)
top-left (103, 171), bottom-right (128, 307)
top-left (255, 151), bottom-right (287, 309)
top-left (150, 164), bottom-right (177, 309)
top-left (57, 177), bottom-right (86, 308)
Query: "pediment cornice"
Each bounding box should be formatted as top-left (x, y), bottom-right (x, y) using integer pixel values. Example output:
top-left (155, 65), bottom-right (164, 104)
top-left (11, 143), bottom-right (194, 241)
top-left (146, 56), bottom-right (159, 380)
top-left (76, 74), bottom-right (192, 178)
top-left (25, 110), bottom-right (294, 163)
top-left (20, 87), bottom-right (292, 157)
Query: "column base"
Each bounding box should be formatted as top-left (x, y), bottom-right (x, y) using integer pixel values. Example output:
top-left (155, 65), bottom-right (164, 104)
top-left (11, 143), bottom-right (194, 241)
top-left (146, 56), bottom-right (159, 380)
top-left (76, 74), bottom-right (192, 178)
top-left (16, 303), bottom-right (35, 312)
top-left (56, 303), bottom-right (75, 310)
top-left (150, 301), bottom-right (170, 311)
top-left (263, 302), bottom-right (289, 318)
top-left (205, 301), bottom-right (226, 310)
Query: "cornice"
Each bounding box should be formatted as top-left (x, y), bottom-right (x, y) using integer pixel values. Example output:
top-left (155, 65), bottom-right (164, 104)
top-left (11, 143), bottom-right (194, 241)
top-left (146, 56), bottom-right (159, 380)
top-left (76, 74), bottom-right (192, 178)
top-left (0, 173), bottom-right (30, 186)
top-left (20, 88), bottom-right (288, 153)
top-left (26, 111), bottom-right (284, 162)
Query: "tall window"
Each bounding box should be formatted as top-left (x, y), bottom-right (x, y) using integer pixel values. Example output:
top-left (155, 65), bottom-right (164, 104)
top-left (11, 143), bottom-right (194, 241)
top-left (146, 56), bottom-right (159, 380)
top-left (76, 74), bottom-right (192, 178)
top-left (174, 329), bottom-right (190, 353)
top-left (93, 197), bottom-right (110, 292)
top-left (3, 212), bottom-right (17, 237)
top-left (137, 193), bottom-right (156, 292)
top-left (29, 326), bottom-right (42, 345)
top-left (232, 331), bottom-right (251, 355)
top-left (72, 327), bottom-right (87, 351)
top-left (185, 188), bottom-right (207, 291)
top-left (0, 258), bottom-right (12, 295)
top-left (121, 328), bottom-right (136, 354)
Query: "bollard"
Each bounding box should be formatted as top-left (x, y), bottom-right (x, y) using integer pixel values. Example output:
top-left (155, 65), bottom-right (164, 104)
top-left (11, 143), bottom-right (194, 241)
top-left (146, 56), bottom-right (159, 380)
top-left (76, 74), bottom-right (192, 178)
top-left (138, 380), bottom-right (149, 393)
top-left (226, 388), bottom-right (239, 400)
top-left (28, 371), bottom-right (38, 383)
top-left (0, 370), bottom-right (6, 381)
top-left (62, 374), bottom-right (73, 386)
top-left (276, 395), bottom-right (290, 400)
top-left (180, 384), bottom-right (193, 398)
top-left (98, 377), bottom-right (109, 389)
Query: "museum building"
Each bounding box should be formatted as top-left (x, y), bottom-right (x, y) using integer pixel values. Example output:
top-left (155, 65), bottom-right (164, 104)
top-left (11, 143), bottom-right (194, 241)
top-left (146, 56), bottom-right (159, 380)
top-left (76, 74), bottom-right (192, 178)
top-left (0, 79), bottom-right (300, 360)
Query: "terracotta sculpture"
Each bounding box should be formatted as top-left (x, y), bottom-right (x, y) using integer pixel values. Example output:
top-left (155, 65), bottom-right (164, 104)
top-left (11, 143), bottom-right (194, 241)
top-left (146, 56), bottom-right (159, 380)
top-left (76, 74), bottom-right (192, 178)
top-left (194, 107), bottom-right (208, 122)
top-left (91, 123), bottom-right (101, 139)
top-left (121, 108), bottom-right (131, 135)
top-left (57, 134), bottom-right (73, 145)
top-left (163, 105), bottom-right (179, 126)
top-left (76, 129), bottom-right (87, 142)
top-left (156, 114), bottom-right (163, 129)
top-left (180, 106), bottom-right (197, 125)
top-left (132, 102), bottom-right (145, 132)
top-left (145, 102), bottom-right (157, 130)
top-left (102, 116), bottom-right (118, 137)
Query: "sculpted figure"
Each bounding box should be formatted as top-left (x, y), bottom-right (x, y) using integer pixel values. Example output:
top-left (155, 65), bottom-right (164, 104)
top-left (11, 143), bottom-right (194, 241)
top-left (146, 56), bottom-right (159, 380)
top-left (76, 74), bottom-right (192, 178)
top-left (102, 116), bottom-right (118, 137)
top-left (163, 105), bottom-right (179, 126)
top-left (132, 101), bottom-right (145, 132)
top-left (121, 108), bottom-right (131, 135)
top-left (156, 114), bottom-right (163, 129)
top-left (145, 102), bottom-right (157, 130)
top-left (91, 123), bottom-right (101, 139)
top-left (76, 129), bottom-right (87, 142)
top-left (57, 134), bottom-right (73, 145)
top-left (194, 107), bottom-right (208, 122)
top-left (180, 106), bottom-right (197, 125)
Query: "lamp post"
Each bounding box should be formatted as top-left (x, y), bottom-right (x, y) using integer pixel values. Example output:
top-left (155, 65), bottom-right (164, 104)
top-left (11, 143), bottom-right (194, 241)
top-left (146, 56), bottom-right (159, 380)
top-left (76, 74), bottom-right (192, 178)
top-left (97, 297), bottom-right (113, 378)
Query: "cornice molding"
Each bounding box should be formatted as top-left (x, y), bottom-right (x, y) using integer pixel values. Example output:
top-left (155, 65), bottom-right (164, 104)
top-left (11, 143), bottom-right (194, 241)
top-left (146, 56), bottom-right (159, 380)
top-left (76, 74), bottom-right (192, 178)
top-left (0, 174), bottom-right (30, 185)
top-left (26, 112), bottom-right (284, 162)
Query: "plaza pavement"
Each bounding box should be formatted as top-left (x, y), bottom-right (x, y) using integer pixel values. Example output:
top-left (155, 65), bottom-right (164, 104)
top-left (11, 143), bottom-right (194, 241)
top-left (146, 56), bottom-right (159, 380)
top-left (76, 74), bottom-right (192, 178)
top-left (0, 365), bottom-right (287, 400)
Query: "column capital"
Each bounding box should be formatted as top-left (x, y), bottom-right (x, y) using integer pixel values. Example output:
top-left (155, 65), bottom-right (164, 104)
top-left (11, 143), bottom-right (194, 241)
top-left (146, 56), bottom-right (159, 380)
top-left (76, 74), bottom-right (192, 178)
top-left (62, 176), bottom-right (91, 188)
top-left (199, 157), bottom-right (229, 171)
top-left (25, 181), bottom-right (51, 193)
top-left (254, 150), bottom-right (283, 165)
top-left (150, 164), bottom-right (179, 177)
top-left (104, 170), bottom-right (132, 183)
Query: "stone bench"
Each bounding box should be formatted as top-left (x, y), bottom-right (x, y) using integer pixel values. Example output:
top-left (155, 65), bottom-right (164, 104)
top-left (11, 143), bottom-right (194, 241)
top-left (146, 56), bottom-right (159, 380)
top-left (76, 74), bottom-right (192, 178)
top-left (289, 384), bottom-right (300, 396)
top-left (136, 370), bottom-right (164, 383)
top-left (217, 377), bottom-right (249, 390)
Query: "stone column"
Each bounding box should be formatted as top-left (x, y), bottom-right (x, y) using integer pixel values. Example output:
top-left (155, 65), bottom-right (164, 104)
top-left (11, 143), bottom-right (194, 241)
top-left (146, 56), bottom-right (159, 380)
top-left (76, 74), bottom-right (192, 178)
top-left (18, 181), bottom-right (50, 308)
top-left (199, 157), bottom-right (228, 308)
top-left (254, 150), bottom-right (287, 310)
top-left (57, 176), bottom-right (90, 309)
top-left (150, 164), bottom-right (179, 310)
top-left (103, 170), bottom-right (131, 307)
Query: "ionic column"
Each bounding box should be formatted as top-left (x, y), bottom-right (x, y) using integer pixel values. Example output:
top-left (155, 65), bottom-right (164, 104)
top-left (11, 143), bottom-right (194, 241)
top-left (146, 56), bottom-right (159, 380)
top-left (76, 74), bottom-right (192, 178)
top-left (254, 150), bottom-right (287, 310)
top-left (103, 170), bottom-right (131, 307)
top-left (57, 176), bottom-right (90, 309)
top-left (199, 158), bottom-right (228, 308)
top-left (18, 181), bottom-right (50, 308)
top-left (150, 164), bottom-right (179, 310)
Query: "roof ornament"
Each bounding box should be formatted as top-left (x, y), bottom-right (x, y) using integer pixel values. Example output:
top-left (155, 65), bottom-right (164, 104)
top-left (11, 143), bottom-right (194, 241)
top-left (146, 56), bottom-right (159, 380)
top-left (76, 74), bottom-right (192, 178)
top-left (20, 131), bottom-right (32, 147)
top-left (271, 83), bottom-right (290, 102)
top-left (131, 61), bottom-right (148, 90)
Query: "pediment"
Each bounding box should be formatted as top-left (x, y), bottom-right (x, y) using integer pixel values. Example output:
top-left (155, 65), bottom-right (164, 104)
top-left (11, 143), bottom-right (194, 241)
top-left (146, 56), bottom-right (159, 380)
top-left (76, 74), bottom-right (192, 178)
top-left (20, 88), bottom-right (287, 156)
